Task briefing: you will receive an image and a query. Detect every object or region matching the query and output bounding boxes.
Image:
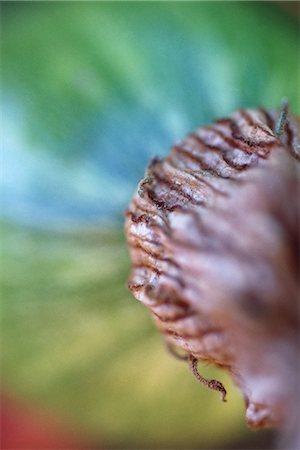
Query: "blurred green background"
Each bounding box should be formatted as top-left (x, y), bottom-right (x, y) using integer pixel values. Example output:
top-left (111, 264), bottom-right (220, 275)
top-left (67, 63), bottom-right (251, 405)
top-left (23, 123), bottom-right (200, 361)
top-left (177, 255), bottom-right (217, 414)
top-left (1, 1), bottom-right (299, 449)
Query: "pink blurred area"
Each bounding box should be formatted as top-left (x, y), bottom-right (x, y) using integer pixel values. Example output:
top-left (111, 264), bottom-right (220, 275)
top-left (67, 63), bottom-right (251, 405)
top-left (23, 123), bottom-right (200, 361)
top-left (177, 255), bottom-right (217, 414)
top-left (1, 392), bottom-right (99, 450)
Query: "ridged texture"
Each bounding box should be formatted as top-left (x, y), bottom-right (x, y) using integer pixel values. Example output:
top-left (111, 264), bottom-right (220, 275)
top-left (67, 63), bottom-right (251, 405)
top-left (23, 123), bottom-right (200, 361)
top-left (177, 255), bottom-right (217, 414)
top-left (125, 107), bottom-right (300, 437)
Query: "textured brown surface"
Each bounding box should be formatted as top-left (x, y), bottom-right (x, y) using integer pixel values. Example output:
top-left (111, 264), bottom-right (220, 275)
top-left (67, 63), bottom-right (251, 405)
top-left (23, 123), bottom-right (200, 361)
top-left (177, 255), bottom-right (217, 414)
top-left (125, 107), bottom-right (300, 438)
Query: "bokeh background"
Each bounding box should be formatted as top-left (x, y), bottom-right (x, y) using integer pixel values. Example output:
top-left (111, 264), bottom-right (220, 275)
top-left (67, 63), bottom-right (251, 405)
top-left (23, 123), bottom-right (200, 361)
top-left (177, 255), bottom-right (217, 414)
top-left (1, 1), bottom-right (299, 449)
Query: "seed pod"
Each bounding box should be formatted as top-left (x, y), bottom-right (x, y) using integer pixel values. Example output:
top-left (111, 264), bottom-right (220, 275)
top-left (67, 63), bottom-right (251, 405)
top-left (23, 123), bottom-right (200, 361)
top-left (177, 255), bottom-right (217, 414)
top-left (125, 103), bottom-right (300, 441)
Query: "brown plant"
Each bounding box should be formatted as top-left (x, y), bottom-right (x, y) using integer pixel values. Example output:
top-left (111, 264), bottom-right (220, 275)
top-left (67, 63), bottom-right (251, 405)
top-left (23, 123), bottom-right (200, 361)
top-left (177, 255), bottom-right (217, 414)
top-left (125, 102), bottom-right (300, 447)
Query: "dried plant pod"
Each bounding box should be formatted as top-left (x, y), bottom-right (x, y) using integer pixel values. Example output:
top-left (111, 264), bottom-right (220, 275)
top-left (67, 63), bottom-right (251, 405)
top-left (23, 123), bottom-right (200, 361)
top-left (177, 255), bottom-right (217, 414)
top-left (125, 103), bottom-right (300, 441)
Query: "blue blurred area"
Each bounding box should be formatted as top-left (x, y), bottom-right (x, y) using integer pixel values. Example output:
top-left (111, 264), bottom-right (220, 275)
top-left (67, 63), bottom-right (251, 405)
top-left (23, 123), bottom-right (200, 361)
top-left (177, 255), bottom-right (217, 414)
top-left (3, 98), bottom-right (171, 228)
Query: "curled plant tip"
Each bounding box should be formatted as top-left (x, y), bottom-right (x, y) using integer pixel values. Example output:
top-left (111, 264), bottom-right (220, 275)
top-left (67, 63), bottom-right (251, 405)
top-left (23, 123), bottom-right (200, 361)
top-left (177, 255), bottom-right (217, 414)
top-left (275, 97), bottom-right (289, 137)
top-left (138, 175), bottom-right (154, 197)
top-left (274, 98), bottom-right (300, 158)
top-left (188, 355), bottom-right (227, 402)
top-left (166, 342), bottom-right (189, 361)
